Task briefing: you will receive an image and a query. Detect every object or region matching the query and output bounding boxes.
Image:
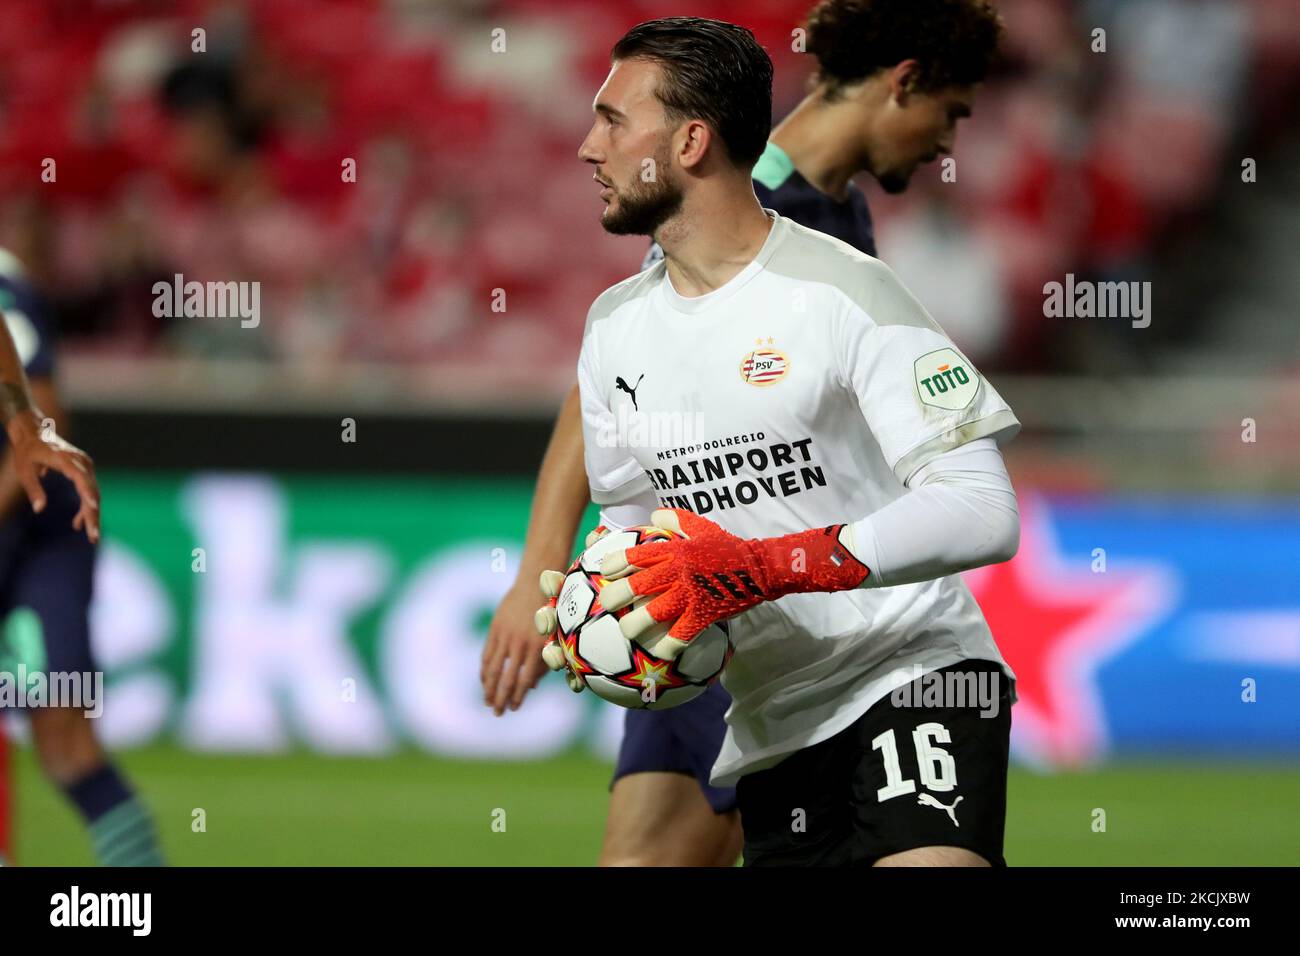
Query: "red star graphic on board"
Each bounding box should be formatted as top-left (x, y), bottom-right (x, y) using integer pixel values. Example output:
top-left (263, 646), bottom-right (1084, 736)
top-left (961, 496), bottom-right (1177, 767)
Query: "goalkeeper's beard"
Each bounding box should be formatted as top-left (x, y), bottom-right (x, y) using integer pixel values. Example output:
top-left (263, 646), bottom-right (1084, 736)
top-left (601, 169), bottom-right (684, 237)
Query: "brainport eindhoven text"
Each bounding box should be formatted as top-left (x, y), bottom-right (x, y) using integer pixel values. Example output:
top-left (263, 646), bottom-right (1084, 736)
top-left (647, 433), bottom-right (827, 514)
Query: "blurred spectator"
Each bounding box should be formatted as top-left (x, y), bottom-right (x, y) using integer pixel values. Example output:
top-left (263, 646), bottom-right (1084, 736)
top-left (0, 0), bottom-right (1292, 377)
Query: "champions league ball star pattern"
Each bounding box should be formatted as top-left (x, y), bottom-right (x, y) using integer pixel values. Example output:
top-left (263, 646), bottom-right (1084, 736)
top-left (547, 525), bottom-right (733, 710)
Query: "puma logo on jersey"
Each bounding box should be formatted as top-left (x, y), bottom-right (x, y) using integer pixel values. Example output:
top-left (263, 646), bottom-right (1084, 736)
top-left (917, 792), bottom-right (963, 827)
top-left (615, 373), bottom-right (645, 410)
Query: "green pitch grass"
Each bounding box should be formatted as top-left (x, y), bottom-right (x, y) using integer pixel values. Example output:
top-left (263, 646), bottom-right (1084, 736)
top-left (9, 745), bottom-right (1299, 865)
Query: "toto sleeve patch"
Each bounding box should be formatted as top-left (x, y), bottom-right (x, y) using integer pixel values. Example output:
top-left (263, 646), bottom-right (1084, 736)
top-left (914, 348), bottom-right (979, 410)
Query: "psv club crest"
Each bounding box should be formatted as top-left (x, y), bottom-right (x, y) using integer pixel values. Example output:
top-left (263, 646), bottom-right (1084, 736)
top-left (740, 343), bottom-right (789, 387)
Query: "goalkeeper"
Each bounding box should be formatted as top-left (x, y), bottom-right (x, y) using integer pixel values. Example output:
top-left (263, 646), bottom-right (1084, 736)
top-left (539, 16), bottom-right (1020, 867)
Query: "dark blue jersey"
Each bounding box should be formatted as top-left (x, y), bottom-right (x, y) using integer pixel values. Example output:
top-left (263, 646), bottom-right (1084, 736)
top-left (0, 250), bottom-right (57, 462)
top-left (642, 140), bottom-right (877, 270)
top-left (0, 249), bottom-right (55, 382)
top-left (0, 251), bottom-right (94, 673)
top-left (752, 140), bottom-right (877, 257)
top-left (0, 249), bottom-right (78, 523)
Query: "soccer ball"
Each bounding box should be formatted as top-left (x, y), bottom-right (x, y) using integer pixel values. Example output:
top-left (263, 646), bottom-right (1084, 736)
top-left (553, 525), bottom-right (732, 710)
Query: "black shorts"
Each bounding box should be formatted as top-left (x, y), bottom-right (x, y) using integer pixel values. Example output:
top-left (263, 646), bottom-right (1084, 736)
top-left (735, 659), bottom-right (1011, 866)
top-left (612, 681), bottom-right (737, 814)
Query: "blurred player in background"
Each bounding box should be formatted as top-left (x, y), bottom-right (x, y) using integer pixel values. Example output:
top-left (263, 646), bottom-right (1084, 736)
top-left (482, 0), bottom-right (1003, 865)
top-left (0, 281), bottom-right (99, 540)
top-left (0, 249), bottom-right (162, 866)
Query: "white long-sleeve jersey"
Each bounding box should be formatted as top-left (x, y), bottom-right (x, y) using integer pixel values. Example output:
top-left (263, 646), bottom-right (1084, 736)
top-left (579, 211), bottom-right (1020, 786)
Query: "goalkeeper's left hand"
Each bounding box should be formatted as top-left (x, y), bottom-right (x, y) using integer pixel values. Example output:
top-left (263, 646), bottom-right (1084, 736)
top-left (597, 508), bottom-right (870, 661)
top-left (534, 524), bottom-right (614, 694)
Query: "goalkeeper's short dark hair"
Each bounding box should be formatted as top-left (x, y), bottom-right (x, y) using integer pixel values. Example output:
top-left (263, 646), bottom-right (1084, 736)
top-left (804, 0), bottom-right (1004, 100)
top-left (611, 17), bottom-right (773, 170)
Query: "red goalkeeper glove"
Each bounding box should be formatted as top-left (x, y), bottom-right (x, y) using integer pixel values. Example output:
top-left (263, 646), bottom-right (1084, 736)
top-left (598, 508), bottom-right (870, 660)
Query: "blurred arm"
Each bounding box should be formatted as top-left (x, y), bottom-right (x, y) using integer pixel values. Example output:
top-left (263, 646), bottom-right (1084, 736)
top-left (0, 311), bottom-right (98, 540)
top-left (0, 309), bottom-right (39, 430)
top-left (480, 383), bottom-right (591, 713)
top-left (0, 376), bottom-right (65, 522)
top-left (514, 383), bottom-right (591, 584)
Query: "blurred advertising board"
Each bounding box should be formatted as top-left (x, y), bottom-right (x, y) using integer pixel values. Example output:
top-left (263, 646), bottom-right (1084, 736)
top-left (10, 472), bottom-right (1297, 767)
